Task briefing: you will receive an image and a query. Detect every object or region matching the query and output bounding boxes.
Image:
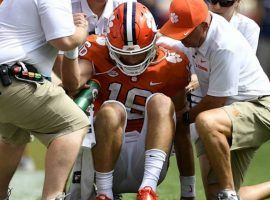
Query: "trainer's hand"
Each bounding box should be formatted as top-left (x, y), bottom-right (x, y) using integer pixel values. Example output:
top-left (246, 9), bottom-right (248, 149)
top-left (185, 74), bottom-right (199, 93)
top-left (73, 13), bottom-right (88, 30)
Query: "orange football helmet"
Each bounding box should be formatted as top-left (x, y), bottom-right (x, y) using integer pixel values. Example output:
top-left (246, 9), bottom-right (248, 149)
top-left (106, 1), bottom-right (157, 76)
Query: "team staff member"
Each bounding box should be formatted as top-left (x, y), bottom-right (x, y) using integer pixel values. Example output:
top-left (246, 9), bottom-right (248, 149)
top-left (156, 0), bottom-right (261, 199)
top-left (160, 0), bottom-right (270, 199)
top-left (0, 0), bottom-right (89, 199)
top-left (207, 0), bottom-right (260, 52)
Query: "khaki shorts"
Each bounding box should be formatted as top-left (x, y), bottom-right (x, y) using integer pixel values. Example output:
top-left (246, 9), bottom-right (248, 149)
top-left (0, 80), bottom-right (90, 146)
top-left (195, 96), bottom-right (270, 190)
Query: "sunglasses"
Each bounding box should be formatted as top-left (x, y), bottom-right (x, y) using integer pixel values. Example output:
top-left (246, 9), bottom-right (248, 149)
top-left (206, 0), bottom-right (236, 7)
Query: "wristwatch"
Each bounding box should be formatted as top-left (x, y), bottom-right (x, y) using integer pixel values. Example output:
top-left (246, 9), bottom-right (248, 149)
top-left (182, 111), bottom-right (190, 125)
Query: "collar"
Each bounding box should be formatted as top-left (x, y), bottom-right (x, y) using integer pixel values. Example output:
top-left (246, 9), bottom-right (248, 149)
top-left (102, 0), bottom-right (115, 19)
top-left (80, 0), bottom-right (113, 20)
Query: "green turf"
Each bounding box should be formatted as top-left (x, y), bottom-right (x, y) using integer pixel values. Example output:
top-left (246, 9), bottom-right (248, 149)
top-left (25, 140), bottom-right (270, 200)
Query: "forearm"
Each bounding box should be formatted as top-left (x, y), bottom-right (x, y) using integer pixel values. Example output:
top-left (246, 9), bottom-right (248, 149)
top-left (62, 56), bottom-right (81, 92)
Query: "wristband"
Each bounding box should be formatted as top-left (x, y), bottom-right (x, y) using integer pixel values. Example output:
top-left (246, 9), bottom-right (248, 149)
top-left (180, 176), bottom-right (196, 198)
top-left (182, 111), bottom-right (190, 125)
top-left (64, 47), bottom-right (79, 59)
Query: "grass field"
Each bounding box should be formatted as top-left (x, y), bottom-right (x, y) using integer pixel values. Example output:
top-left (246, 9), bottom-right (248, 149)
top-left (10, 140), bottom-right (270, 200)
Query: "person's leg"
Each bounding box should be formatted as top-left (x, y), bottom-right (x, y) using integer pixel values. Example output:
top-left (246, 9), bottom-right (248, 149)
top-left (239, 182), bottom-right (270, 200)
top-left (198, 154), bottom-right (219, 200)
top-left (195, 108), bottom-right (235, 191)
top-left (42, 127), bottom-right (88, 200)
top-left (138, 94), bottom-right (175, 196)
top-left (0, 140), bottom-right (26, 199)
top-left (0, 80), bottom-right (90, 200)
top-left (92, 101), bottom-right (126, 199)
top-left (175, 122), bottom-right (195, 200)
top-left (196, 98), bottom-right (270, 200)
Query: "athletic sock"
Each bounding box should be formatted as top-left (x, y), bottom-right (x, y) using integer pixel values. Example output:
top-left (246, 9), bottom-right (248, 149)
top-left (95, 170), bottom-right (114, 199)
top-left (139, 149), bottom-right (167, 192)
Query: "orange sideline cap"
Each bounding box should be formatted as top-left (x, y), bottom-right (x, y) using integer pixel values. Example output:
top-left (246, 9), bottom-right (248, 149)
top-left (160, 0), bottom-right (208, 40)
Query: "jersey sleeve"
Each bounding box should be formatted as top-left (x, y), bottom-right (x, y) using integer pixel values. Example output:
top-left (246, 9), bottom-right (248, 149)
top-left (79, 35), bottom-right (112, 72)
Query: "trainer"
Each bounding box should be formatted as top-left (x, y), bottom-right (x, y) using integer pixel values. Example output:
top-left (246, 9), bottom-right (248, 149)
top-left (160, 0), bottom-right (270, 199)
top-left (0, 0), bottom-right (90, 199)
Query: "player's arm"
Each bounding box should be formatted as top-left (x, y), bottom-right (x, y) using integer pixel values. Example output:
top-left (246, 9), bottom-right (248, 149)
top-left (172, 89), bottom-right (196, 200)
top-left (172, 89), bottom-right (188, 114)
top-left (61, 55), bottom-right (94, 94)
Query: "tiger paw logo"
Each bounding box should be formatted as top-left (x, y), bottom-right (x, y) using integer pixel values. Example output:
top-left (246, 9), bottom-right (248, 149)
top-left (106, 14), bottom-right (116, 34)
top-left (145, 11), bottom-right (157, 32)
top-left (166, 52), bottom-right (182, 63)
top-left (170, 13), bottom-right (179, 24)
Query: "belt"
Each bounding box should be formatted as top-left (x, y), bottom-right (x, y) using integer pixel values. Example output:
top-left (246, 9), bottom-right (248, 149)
top-left (0, 62), bottom-right (45, 86)
top-left (44, 76), bottom-right (51, 81)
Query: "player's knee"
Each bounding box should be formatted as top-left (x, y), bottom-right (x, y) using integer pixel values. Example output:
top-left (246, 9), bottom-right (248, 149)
top-left (96, 102), bottom-right (126, 128)
top-left (147, 93), bottom-right (174, 116)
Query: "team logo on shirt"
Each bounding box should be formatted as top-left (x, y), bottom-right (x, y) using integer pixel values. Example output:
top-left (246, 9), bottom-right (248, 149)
top-left (195, 64), bottom-right (208, 72)
top-left (166, 52), bottom-right (183, 63)
top-left (170, 13), bottom-right (179, 24)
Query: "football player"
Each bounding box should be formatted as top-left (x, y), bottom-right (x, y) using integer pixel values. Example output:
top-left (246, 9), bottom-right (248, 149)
top-left (62, 2), bottom-right (189, 200)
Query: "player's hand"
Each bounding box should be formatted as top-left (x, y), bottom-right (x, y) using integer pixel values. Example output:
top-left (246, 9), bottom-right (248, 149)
top-left (185, 74), bottom-right (199, 93)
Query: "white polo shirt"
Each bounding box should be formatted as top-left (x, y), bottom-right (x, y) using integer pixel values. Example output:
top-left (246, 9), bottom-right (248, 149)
top-left (0, 0), bottom-right (75, 77)
top-left (230, 13), bottom-right (260, 52)
top-left (71, 0), bottom-right (128, 35)
top-left (193, 13), bottom-right (270, 104)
